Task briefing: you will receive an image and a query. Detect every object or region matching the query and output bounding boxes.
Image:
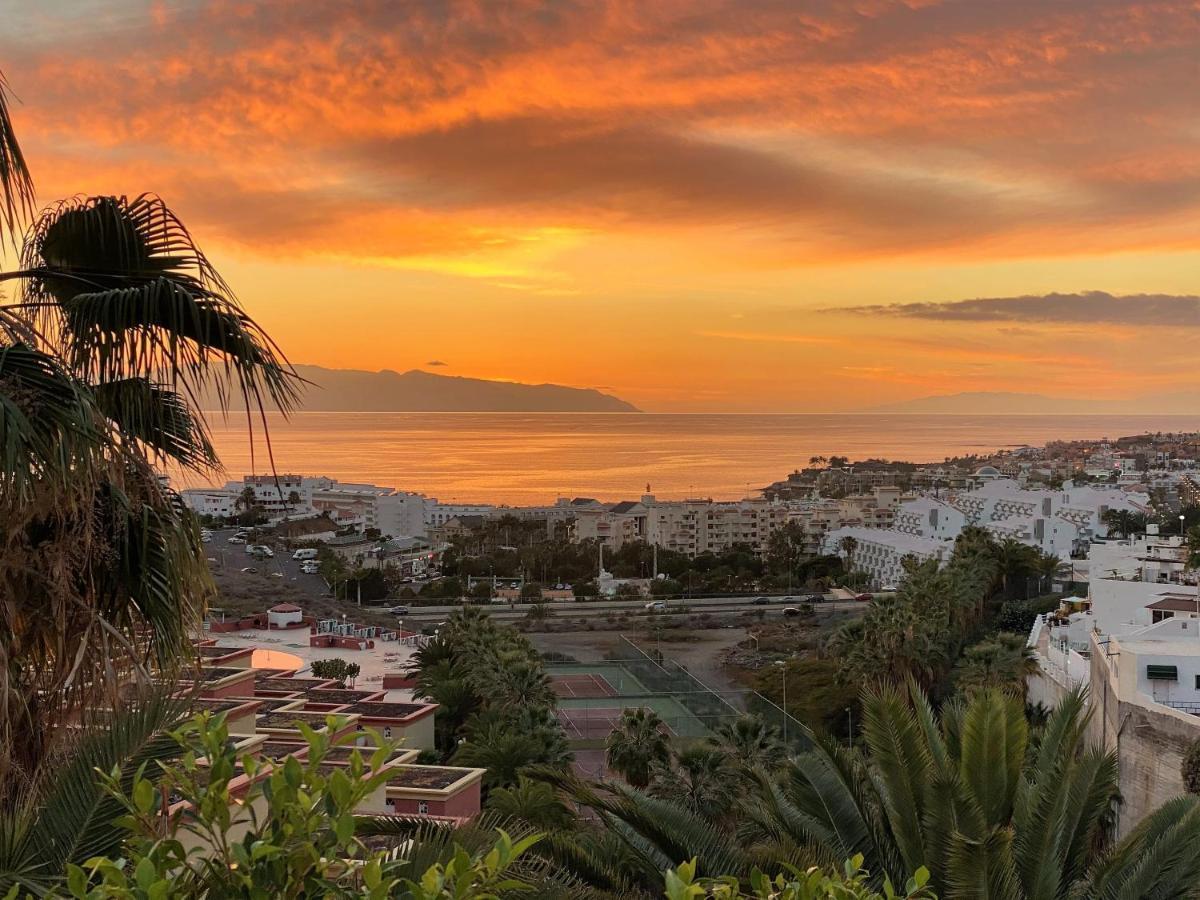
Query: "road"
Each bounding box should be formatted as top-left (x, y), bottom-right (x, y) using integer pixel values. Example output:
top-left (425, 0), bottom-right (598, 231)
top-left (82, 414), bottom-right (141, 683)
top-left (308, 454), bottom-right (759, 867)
top-left (391, 594), bottom-right (862, 624)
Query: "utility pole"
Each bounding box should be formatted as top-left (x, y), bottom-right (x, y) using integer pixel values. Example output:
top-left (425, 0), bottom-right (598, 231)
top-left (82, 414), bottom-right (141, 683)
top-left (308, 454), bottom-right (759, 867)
top-left (775, 660), bottom-right (788, 744)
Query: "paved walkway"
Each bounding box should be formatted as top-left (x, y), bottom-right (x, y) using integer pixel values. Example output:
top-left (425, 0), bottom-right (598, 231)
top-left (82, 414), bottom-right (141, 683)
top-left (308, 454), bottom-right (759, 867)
top-left (201, 627), bottom-right (420, 701)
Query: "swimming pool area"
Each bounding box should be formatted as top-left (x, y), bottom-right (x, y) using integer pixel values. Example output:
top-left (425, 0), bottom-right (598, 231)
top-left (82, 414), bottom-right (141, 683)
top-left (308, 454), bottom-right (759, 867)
top-left (250, 647), bottom-right (306, 671)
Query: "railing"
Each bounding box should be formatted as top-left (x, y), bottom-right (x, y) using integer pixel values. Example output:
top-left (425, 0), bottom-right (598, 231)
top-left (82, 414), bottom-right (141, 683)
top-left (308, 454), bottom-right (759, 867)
top-left (1162, 701), bottom-right (1200, 716)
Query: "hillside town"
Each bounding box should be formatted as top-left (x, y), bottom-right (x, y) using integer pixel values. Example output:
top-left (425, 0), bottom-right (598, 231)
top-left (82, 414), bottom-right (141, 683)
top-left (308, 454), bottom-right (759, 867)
top-left (182, 431), bottom-right (1196, 596)
top-left (171, 431), bottom-right (1200, 847)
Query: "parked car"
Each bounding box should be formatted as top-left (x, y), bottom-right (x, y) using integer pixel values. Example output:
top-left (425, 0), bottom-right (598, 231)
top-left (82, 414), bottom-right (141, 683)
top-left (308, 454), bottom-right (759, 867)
top-left (645, 600), bottom-right (666, 612)
top-left (389, 605), bottom-right (410, 615)
top-left (782, 606), bottom-right (801, 617)
top-left (805, 594), bottom-right (825, 603)
top-left (292, 548), bottom-right (318, 561)
top-left (880, 585), bottom-right (898, 593)
top-left (300, 562), bottom-right (320, 574)
top-left (227, 536), bottom-right (246, 544)
top-left (854, 592), bottom-right (872, 602)
top-left (248, 545), bottom-right (274, 558)
top-left (751, 596), bottom-right (771, 606)
top-left (239, 566), bottom-right (257, 574)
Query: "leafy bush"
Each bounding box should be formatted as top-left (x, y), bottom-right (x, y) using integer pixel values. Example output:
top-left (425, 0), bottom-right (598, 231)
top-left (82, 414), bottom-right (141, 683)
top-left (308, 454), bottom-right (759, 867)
top-left (57, 713), bottom-right (540, 898)
top-left (665, 855), bottom-right (933, 899)
top-left (310, 657), bottom-right (361, 687)
top-left (994, 593), bottom-right (1062, 633)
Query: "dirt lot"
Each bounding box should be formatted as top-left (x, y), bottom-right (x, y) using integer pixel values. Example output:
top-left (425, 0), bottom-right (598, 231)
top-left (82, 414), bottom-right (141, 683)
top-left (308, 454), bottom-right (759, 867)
top-left (207, 560), bottom-right (397, 627)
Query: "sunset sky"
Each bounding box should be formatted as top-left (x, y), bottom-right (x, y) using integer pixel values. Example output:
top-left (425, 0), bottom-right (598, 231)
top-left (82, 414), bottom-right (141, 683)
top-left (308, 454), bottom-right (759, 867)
top-left (4, 1), bottom-right (1200, 412)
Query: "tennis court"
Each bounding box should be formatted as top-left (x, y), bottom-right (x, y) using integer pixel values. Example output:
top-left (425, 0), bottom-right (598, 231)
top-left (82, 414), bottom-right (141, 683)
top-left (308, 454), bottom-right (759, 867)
top-left (546, 658), bottom-right (732, 741)
top-left (549, 672), bottom-right (619, 699)
top-left (556, 705), bottom-right (678, 740)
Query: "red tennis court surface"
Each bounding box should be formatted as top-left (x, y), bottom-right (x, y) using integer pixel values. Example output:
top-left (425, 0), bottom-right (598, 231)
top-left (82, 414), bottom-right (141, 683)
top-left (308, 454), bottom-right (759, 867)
top-left (556, 706), bottom-right (676, 740)
top-left (550, 673), bottom-right (618, 698)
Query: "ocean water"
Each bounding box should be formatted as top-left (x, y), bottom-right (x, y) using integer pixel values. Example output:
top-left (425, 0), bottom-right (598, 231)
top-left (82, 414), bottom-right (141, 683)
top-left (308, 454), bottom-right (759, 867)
top-left (190, 412), bottom-right (1200, 505)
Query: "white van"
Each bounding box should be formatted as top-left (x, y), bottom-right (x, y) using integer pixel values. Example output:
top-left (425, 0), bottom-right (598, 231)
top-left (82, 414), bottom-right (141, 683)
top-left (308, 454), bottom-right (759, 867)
top-left (292, 548), bottom-right (318, 561)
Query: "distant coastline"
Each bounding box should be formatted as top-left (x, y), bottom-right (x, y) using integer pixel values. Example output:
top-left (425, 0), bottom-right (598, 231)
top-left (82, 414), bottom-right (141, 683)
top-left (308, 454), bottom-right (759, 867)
top-left (202, 365), bottom-right (640, 413)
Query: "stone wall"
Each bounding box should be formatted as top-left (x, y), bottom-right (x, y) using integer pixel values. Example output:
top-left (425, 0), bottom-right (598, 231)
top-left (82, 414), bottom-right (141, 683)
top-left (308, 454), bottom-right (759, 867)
top-left (1087, 634), bottom-right (1198, 835)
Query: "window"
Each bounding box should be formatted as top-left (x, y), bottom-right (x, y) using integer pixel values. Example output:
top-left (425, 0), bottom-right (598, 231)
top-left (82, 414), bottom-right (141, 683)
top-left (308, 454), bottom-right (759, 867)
top-left (418, 800), bottom-right (429, 815)
top-left (384, 726), bottom-right (392, 739)
top-left (1195, 674), bottom-right (1200, 691)
top-left (1147, 664), bottom-right (1178, 681)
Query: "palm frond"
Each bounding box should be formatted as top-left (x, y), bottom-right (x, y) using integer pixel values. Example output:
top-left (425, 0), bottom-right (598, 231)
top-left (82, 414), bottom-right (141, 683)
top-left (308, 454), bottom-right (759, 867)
top-left (16, 194), bottom-right (299, 419)
top-left (1083, 795), bottom-right (1200, 899)
top-left (860, 683), bottom-right (931, 873)
top-left (92, 377), bottom-right (217, 471)
top-left (533, 767), bottom-right (747, 883)
top-left (0, 342), bottom-right (101, 502)
top-left (0, 690), bottom-right (190, 895)
top-left (957, 690), bottom-right (1025, 831)
top-left (943, 827), bottom-right (1022, 900)
top-left (0, 72), bottom-right (33, 242)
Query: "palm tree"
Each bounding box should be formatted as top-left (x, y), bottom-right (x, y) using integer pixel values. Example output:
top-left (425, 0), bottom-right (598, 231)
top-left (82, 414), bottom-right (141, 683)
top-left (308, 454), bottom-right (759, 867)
top-left (951, 632), bottom-right (1040, 699)
top-left (605, 708), bottom-right (670, 789)
top-left (237, 485), bottom-right (258, 514)
top-left (708, 715), bottom-right (786, 773)
top-left (1101, 508), bottom-right (1145, 539)
top-left (0, 69), bottom-right (296, 795)
top-left (486, 775), bottom-right (575, 830)
top-left (1034, 552), bottom-right (1062, 594)
top-left (996, 538), bottom-right (1037, 599)
top-left (545, 684), bottom-right (1200, 898)
top-left (452, 722), bottom-right (562, 790)
top-left (759, 683), bottom-right (1193, 898)
top-left (0, 693), bottom-right (192, 895)
top-left (648, 745), bottom-right (736, 820)
top-left (839, 535), bottom-right (859, 577)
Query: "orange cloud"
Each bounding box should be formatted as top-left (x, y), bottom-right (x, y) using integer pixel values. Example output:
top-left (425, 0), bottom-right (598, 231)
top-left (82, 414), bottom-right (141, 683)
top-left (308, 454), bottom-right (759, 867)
top-left (5, 1), bottom-right (1200, 410)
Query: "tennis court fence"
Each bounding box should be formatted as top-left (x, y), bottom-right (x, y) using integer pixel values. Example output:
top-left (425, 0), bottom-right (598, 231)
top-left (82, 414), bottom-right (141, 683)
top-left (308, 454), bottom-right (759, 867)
top-left (609, 635), bottom-right (811, 749)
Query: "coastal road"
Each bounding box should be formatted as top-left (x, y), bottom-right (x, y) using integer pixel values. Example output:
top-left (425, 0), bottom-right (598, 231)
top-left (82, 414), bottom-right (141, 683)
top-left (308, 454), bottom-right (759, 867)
top-left (392, 593), bottom-right (863, 624)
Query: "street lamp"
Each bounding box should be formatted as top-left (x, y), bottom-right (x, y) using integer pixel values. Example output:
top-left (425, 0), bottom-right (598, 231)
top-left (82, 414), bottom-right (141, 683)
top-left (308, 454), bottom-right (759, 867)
top-left (1181, 514), bottom-right (1186, 537)
top-left (774, 660), bottom-right (788, 744)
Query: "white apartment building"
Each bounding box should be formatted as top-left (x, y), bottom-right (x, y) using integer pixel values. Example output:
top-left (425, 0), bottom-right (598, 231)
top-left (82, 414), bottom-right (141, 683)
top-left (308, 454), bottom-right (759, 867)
top-left (1029, 614), bottom-right (1200, 833)
top-left (180, 488), bottom-right (238, 519)
top-left (940, 478), bottom-right (1148, 556)
top-left (423, 500), bottom-right (497, 528)
top-left (822, 526), bottom-right (950, 589)
top-left (892, 497), bottom-right (967, 541)
top-left (310, 484), bottom-right (426, 538)
top-left (182, 475), bottom-right (427, 538)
